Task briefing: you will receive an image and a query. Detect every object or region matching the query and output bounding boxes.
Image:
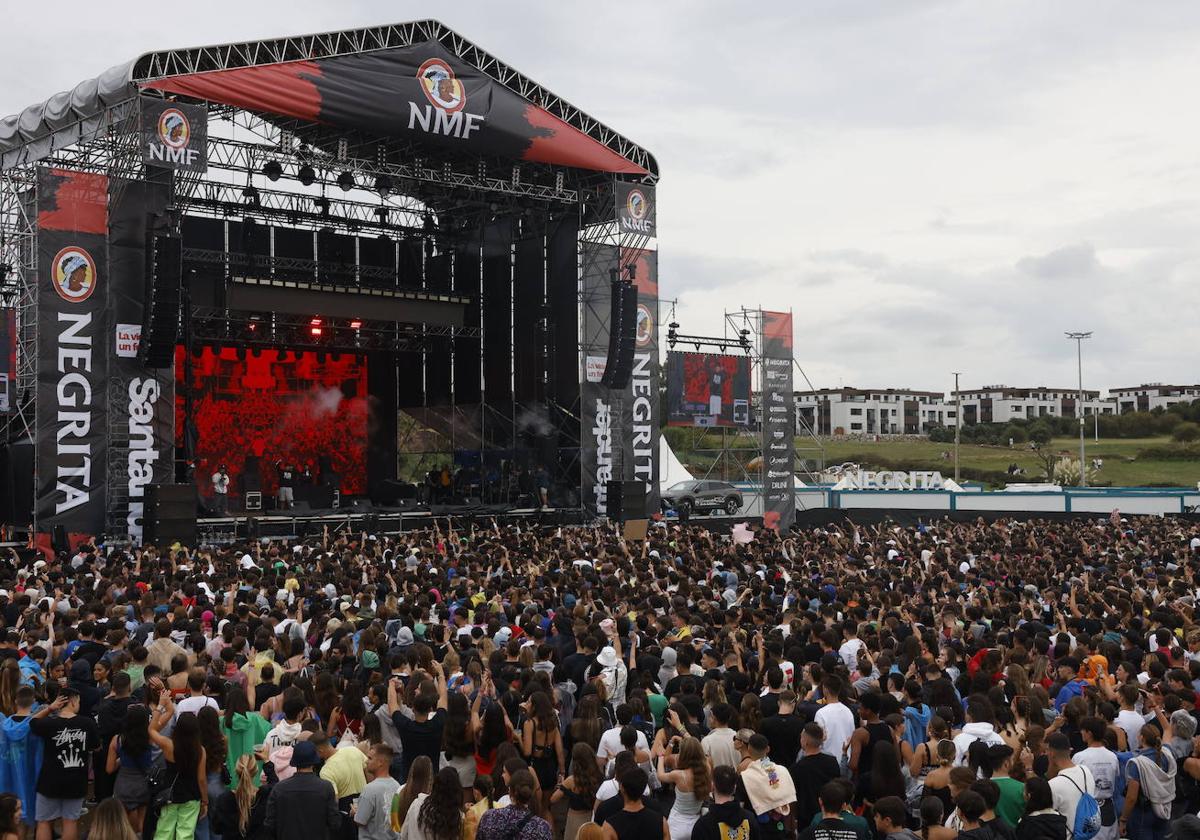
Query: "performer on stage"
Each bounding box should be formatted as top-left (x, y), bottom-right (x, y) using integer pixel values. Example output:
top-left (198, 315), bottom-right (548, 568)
top-left (211, 463), bottom-right (230, 516)
top-left (276, 462), bottom-right (296, 510)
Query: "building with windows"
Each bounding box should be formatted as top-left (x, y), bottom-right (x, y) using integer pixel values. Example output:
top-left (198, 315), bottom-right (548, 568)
top-left (794, 388), bottom-right (953, 436)
top-left (951, 385), bottom-right (1114, 426)
top-left (1109, 384), bottom-right (1200, 414)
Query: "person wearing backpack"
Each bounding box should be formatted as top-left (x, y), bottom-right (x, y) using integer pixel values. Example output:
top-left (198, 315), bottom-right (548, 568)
top-left (1119, 726), bottom-right (1177, 840)
top-left (691, 766), bottom-right (761, 840)
top-left (1044, 734), bottom-right (1099, 840)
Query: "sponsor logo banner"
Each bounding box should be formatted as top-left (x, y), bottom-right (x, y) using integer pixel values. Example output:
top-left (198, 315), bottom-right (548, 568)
top-left (141, 98), bottom-right (208, 172)
top-left (108, 178), bottom-right (176, 542)
top-left (579, 243), bottom-right (660, 517)
top-left (760, 310), bottom-right (795, 533)
top-left (35, 167), bottom-right (109, 536)
top-left (615, 182), bottom-right (656, 237)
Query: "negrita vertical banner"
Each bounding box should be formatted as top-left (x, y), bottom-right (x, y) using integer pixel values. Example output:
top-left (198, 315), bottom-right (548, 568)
top-left (760, 310), bottom-right (795, 533)
top-left (35, 167), bottom-right (110, 538)
top-left (109, 177), bottom-right (177, 542)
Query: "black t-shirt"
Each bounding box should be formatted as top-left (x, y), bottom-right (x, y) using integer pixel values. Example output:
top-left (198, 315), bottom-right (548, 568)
top-left (392, 709), bottom-right (445, 777)
top-left (256, 682), bottom-right (282, 710)
top-left (279, 470), bottom-right (294, 488)
top-left (761, 712), bottom-right (805, 768)
top-left (791, 753), bottom-right (841, 828)
top-left (31, 713), bottom-right (100, 798)
top-left (798, 817), bottom-right (869, 840)
top-left (607, 805), bottom-right (666, 840)
top-left (595, 793), bottom-right (668, 827)
top-left (760, 692), bottom-right (781, 720)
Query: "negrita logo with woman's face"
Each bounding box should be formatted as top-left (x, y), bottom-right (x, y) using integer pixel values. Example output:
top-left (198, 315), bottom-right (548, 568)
top-left (157, 108), bottom-right (190, 149)
top-left (52, 247), bottom-right (98, 303)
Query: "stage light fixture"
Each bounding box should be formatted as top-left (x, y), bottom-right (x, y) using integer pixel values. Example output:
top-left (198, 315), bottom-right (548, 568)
top-left (314, 196), bottom-right (330, 217)
top-left (374, 207), bottom-right (389, 222)
top-left (350, 319), bottom-right (363, 330)
top-left (297, 164), bottom-right (316, 186)
top-left (263, 161), bottom-right (283, 181)
top-left (310, 317), bottom-right (322, 326)
top-left (241, 184), bottom-right (260, 206)
top-left (310, 326), bottom-right (323, 337)
top-left (374, 174), bottom-right (393, 197)
top-left (337, 171), bottom-right (355, 192)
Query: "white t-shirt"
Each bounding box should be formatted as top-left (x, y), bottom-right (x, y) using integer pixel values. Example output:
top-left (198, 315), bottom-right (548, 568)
top-left (597, 725), bottom-right (649, 768)
top-left (1116, 709), bottom-right (1147, 749)
top-left (175, 695), bottom-right (219, 721)
top-left (1073, 746), bottom-right (1118, 801)
top-left (838, 638), bottom-right (864, 670)
top-left (1049, 764), bottom-right (1095, 830)
top-left (212, 472), bottom-right (229, 493)
top-left (814, 701), bottom-right (855, 760)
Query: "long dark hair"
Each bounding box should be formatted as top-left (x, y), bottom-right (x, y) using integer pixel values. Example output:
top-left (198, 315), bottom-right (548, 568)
top-left (172, 713), bottom-right (204, 776)
top-left (418, 767), bottom-right (464, 840)
top-left (120, 704), bottom-right (152, 758)
top-left (478, 702), bottom-right (508, 756)
top-left (393, 756), bottom-right (432, 828)
top-left (0, 793), bottom-right (20, 836)
top-left (870, 741), bottom-right (907, 802)
top-left (223, 685), bottom-right (250, 729)
top-left (443, 692), bottom-right (473, 758)
top-left (569, 742), bottom-right (602, 802)
top-left (197, 706), bottom-right (228, 773)
top-left (570, 696), bottom-right (603, 751)
top-left (529, 691), bottom-right (556, 733)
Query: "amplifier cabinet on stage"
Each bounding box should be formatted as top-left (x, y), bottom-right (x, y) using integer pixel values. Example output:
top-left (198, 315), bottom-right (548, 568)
top-left (605, 480), bottom-right (647, 523)
top-left (144, 484), bottom-right (198, 546)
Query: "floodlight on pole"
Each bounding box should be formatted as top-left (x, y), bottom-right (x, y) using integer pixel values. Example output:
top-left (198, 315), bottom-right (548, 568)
top-left (1065, 331), bottom-right (1092, 487)
top-left (952, 372), bottom-right (961, 484)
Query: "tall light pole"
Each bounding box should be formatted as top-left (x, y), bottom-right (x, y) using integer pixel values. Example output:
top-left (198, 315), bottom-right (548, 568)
top-left (1065, 331), bottom-right (1092, 487)
top-left (952, 371), bottom-right (961, 484)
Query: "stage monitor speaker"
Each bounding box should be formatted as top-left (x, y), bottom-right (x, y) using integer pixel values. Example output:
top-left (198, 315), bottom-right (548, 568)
top-left (141, 227), bottom-right (182, 369)
top-left (605, 479), bottom-right (646, 523)
top-left (244, 491), bottom-right (262, 511)
top-left (600, 280), bottom-right (638, 390)
top-left (144, 484), bottom-right (197, 546)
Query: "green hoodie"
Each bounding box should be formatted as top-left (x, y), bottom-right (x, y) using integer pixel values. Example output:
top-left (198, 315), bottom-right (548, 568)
top-left (220, 711), bottom-right (272, 786)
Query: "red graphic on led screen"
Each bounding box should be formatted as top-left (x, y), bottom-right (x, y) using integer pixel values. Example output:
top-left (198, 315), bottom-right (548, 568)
top-left (666, 352), bottom-right (752, 427)
top-left (175, 346), bottom-right (368, 498)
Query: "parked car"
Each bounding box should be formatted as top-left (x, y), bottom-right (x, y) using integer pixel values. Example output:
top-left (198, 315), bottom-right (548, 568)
top-left (661, 480), bottom-right (743, 516)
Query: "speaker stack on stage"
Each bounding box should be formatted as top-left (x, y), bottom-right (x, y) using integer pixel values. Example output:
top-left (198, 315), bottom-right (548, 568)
top-left (144, 484), bottom-right (198, 545)
top-left (140, 214), bottom-right (183, 369)
top-left (605, 480), bottom-right (646, 524)
top-left (600, 272), bottom-right (638, 390)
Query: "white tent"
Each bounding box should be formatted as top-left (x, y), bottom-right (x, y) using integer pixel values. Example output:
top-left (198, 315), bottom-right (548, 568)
top-left (659, 436), bottom-right (693, 493)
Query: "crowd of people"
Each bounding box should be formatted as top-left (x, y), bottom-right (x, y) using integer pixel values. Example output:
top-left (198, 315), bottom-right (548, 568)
top-left (1, 514), bottom-right (1200, 840)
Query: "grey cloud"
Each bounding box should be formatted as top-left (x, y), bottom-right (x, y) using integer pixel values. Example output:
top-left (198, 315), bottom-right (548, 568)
top-left (1016, 243), bottom-right (1099, 279)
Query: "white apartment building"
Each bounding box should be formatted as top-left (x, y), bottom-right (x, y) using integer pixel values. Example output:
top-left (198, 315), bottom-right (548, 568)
top-left (952, 385), bottom-right (1114, 426)
top-left (794, 388), bottom-right (953, 436)
top-left (1109, 384), bottom-right (1200, 414)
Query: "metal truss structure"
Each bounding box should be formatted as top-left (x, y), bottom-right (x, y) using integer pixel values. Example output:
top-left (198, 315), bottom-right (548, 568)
top-left (0, 20), bottom-right (659, 534)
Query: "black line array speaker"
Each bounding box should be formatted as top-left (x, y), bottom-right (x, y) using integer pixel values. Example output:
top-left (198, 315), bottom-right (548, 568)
top-left (141, 225), bottom-right (182, 369)
top-left (144, 484), bottom-right (198, 546)
top-left (600, 279), bottom-right (638, 389)
top-left (605, 479), bottom-right (646, 523)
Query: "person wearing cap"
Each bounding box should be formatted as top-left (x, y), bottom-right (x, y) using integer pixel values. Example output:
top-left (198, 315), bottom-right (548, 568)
top-left (29, 686), bottom-right (99, 840)
top-left (261, 740), bottom-right (341, 840)
top-left (1045, 732), bottom-right (1095, 832)
top-left (1052, 658), bottom-right (1089, 712)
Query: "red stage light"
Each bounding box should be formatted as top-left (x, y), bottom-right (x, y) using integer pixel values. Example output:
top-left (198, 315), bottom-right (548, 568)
top-left (310, 326), bottom-right (323, 337)
top-left (310, 317), bottom-right (322, 326)
top-left (350, 319), bottom-right (362, 329)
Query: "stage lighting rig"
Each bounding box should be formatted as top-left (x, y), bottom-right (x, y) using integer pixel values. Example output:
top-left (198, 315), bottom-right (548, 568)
top-left (374, 174), bottom-right (393, 198)
top-left (262, 161), bottom-right (283, 182)
top-left (337, 171), bottom-right (355, 192)
top-left (297, 164), bottom-right (316, 187)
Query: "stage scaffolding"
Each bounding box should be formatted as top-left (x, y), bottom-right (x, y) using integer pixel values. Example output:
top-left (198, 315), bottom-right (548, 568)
top-left (0, 20), bottom-right (661, 536)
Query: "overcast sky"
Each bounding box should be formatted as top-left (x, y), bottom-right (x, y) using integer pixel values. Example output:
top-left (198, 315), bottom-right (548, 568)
top-left (3, 0), bottom-right (1197, 394)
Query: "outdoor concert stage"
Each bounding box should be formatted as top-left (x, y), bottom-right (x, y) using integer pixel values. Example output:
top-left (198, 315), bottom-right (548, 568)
top-left (0, 21), bottom-right (667, 548)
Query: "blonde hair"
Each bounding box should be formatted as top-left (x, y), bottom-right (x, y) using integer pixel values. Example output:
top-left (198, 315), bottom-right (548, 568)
top-left (234, 754), bottom-right (258, 835)
top-left (577, 823), bottom-right (604, 840)
top-left (83, 798), bottom-right (137, 840)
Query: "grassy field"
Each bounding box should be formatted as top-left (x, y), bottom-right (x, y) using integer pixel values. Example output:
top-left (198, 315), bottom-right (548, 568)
top-left (664, 428), bottom-right (1200, 488)
top-left (818, 436), bottom-right (1200, 488)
